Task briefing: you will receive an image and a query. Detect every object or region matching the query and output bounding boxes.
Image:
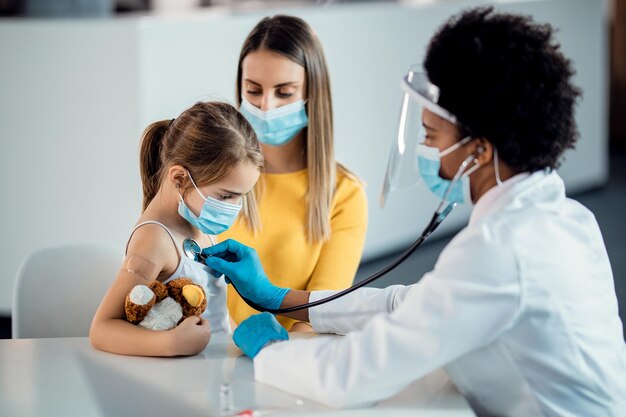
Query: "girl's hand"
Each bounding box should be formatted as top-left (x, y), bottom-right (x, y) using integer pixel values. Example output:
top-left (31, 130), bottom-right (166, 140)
top-left (169, 316), bottom-right (211, 356)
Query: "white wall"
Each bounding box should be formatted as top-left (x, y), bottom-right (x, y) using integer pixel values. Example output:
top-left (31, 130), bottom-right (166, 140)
top-left (0, 0), bottom-right (608, 314)
top-left (0, 21), bottom-right (142, 314)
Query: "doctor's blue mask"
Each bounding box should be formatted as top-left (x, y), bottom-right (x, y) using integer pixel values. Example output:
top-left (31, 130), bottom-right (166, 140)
top-left (239, 98), bottom-right (308, 146)
top-left (177, 170), bottom-right (242, 235)
top-left (416, 136), bottom-right (480, 205)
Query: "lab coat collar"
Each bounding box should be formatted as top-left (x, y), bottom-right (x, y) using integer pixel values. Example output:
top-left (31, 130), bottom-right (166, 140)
top-left (469, 170), bottom-right (565, 225)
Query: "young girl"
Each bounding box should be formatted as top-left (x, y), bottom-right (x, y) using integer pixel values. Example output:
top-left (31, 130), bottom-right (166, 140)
top-left (90, 101), bottom-right (262, 356)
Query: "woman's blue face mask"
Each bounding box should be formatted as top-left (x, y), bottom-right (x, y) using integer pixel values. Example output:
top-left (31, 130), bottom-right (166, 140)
top-left (177, 170), bottom-right (242, 235)
top-left (416, 136), bottom-right (480, 205)
top-left (239, 98), bottom-right (308, 146)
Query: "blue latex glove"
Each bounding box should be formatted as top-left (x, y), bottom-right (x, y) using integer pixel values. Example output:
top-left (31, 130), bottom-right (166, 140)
top-left (203, 239), bottom-right (290, 311)
top-left (233, 312), bottom-right (289, 358)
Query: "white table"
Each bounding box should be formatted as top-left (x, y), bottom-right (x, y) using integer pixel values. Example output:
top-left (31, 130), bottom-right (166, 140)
top-left (0, 333), bottom-right (474, 416)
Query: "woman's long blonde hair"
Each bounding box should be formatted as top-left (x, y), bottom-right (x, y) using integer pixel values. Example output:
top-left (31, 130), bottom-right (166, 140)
top-left (236, 15), bottom-right (351, 243)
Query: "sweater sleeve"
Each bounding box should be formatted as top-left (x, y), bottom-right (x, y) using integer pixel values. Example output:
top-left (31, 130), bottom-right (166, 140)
top-left (305, 174), bottom-right (368, 292)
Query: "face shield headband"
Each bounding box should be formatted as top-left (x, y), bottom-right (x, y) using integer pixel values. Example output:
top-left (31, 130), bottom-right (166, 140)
top-left (380, 68), bottom-right (460, 207)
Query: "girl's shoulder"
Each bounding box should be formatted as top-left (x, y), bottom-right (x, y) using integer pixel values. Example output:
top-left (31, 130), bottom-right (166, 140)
top-left (125, 221), bottom-right (180, 276)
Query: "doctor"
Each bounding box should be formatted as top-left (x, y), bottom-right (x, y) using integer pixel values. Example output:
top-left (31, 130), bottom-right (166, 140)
top-left (205, 7), bottom-right (626, 416)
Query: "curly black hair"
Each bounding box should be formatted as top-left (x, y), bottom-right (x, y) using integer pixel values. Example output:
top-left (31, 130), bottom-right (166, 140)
top-left (424, 7), bottom-right (581, 173)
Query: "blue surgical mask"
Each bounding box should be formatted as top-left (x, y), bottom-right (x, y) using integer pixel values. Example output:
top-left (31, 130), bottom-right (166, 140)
top-left (177, 170), bottom-right (242, 235)
top-left (416, 136), bottom-right (480, 205)
top-left (239, 98), bottom-right (308, 146)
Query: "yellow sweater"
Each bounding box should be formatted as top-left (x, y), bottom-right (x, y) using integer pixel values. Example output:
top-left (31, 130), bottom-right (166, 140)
top-left (219, 168), bottom-right (368, 330)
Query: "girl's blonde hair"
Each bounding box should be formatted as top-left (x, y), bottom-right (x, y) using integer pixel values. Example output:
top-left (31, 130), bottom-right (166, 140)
top-left (139, 101), bottom-right (263, 223)
top-left (236, 15), bottom-right (352, 243)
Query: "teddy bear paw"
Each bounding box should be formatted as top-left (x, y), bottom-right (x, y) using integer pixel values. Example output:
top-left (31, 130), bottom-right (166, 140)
top-left (137, 297), bottom-right (183, 331)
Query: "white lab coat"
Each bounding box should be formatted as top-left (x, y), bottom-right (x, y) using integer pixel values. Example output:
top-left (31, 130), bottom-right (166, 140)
top-left (254, 171), bottom-right (626, 417)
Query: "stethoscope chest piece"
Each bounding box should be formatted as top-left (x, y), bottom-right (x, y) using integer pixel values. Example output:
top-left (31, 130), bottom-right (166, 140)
top-left (183, 238), bottom-right (208, 263)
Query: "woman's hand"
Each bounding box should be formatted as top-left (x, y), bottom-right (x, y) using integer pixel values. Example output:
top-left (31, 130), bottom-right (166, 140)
top-left (168, 316), bottom-right (211, 356)
top-left (203, 239), bottom-right (289, 311)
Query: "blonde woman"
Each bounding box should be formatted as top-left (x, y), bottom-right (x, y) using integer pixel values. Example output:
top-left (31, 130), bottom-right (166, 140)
top-left (219, 15), bottom-right (368, 332)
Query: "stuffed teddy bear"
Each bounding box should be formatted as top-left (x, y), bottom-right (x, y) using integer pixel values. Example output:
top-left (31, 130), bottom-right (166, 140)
top-left (125, 278), bottom-right (207, 331)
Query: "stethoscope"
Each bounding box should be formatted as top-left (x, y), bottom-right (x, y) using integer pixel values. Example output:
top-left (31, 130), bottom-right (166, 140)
top-left (183, 154), bottom-right (478, 315)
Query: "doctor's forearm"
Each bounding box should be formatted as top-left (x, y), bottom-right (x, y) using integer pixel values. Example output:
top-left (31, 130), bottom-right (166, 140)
top-left (279, 290), bottom-right (310, 322)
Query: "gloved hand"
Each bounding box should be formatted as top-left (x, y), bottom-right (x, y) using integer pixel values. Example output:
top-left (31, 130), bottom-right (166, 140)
top-left (203, 239), bottom-right (290, 311)
top-left (233, 312), bottom-right (289, 358)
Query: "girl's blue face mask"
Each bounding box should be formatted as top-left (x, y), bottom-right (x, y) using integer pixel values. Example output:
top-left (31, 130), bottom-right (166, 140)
top-left (239, 98), bottom-right (308, 146)
top-left (416, 136), bottom-right (480, 205)
top-left (177, 170), bottom-right (242, 235)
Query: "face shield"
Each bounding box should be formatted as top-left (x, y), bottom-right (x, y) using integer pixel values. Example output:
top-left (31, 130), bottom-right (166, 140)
top-left (380, 68), bottom-right (458, 207)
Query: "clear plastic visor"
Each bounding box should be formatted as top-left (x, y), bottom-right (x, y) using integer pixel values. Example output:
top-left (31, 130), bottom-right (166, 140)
top-left (380, 69), bottom-right (458, 207)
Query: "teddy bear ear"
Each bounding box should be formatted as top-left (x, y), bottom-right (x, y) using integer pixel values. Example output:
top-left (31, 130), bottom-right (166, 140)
top-left (125, 284), bottom-right (156, 324)
top-left (180, 284), bottom-right (207, 319)
top-left (182, 284), bottom-right (205, 308)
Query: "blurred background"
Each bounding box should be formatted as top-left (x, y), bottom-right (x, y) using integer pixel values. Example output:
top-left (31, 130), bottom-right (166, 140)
top-left (0, 0), bottom-right (624, 338)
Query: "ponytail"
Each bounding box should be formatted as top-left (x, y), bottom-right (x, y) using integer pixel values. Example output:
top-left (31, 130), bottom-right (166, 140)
top-left (139, 120), bottom-right (169, 211)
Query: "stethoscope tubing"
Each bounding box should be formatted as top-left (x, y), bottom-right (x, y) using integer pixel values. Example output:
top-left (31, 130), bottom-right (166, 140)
top-left (234, 153), bottom-right (477, 314)
top-left (231, 202), bottom-right (454, 314)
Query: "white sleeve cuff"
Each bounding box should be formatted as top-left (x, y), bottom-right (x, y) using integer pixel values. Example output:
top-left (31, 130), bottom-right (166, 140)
top-left (307, 286), bottom-right (408, 335)
top-left (308, 290), bottom-right (338, 333)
